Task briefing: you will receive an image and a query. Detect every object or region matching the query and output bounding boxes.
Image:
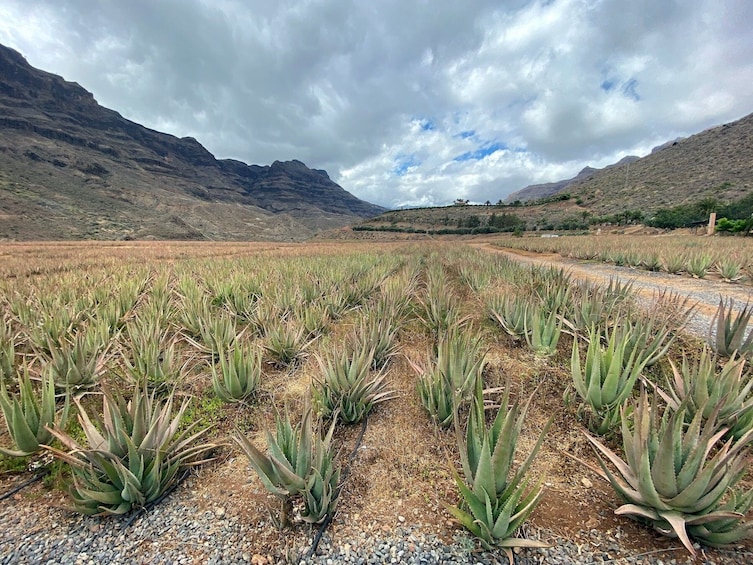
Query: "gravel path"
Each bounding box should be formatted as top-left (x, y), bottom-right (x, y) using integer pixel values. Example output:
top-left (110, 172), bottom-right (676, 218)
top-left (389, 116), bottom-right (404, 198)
top-left (3, 480), bottom-right (750, 565)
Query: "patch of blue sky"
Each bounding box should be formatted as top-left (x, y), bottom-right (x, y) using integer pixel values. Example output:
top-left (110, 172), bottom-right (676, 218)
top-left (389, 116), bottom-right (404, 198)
top-left (420, 119), bottom-right (435, 131)
top-left (453, 140), bottom-right (507, 162)
top-left (455, 130), bottom-right (476, 139)
top-left (393, 153), bottom-right (421, 176)
top-left (622, 78), bottom-right (640, 101)
top-left (600, 79), bottom-right (616, 91)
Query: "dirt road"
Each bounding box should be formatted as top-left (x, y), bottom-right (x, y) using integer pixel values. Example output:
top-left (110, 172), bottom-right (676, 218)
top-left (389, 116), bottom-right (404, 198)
top-left (472, 242), bottom-right (753, 341)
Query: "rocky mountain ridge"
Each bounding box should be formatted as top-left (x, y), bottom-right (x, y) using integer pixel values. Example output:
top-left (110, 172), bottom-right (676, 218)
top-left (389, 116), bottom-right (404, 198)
top-left (0, 44), bottom-right (384, 240)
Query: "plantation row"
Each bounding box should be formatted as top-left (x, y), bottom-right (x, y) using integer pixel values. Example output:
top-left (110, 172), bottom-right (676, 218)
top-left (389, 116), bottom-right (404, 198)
top-left (493, 233), bottom-right (753, 284)
top-left (1, 243), bottom-right (752, 559)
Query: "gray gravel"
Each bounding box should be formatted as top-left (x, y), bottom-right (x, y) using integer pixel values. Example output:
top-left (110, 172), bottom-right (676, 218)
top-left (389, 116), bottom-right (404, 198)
top-left (2, 476), bottom-right (751, 564)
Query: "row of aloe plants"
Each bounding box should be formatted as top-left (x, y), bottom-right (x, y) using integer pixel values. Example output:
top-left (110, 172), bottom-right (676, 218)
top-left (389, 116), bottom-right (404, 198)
top-left (415, 248), bottom-right (753, 556)
top-left (412, 254), bottom-right (553, 556)
top-left (493, 233), bottom-right (753, 283)
top-left (2, 243), bottom-right (752, 558)
top-left (0, 248), bottom-right (417, 522)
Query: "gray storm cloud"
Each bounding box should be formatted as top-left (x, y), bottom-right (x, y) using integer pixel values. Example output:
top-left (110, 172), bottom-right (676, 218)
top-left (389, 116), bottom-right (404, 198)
top-left (1, 0), bottom-right (751, 208)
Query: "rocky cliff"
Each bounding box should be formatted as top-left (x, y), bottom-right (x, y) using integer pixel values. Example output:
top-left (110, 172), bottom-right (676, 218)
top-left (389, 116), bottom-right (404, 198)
top-left (0, 44), bottom-right (384, 240)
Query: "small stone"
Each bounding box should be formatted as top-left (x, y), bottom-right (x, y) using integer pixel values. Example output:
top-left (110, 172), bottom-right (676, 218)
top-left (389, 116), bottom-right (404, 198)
top-left (215, 507), bottom-right (226, 518)
top-left (581, 477), bottom-right (593, 488)
top-left (398, 516), bottom-right (405, 523)
top-left (250, 554), bottom-right (267, 565)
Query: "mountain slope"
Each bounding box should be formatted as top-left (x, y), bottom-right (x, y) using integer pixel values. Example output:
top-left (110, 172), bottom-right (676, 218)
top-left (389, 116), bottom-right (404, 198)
top-left (346, 111), bottom-right (753, 235)
top-left (0, 44), bottom-right (384, 241)
top-left (504, 166), bottom-right (599, 203)
top-left (564, 114), bottom-right (753, 214)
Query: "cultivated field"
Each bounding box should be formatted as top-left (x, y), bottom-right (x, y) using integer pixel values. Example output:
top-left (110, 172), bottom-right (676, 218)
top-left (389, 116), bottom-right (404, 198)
top-left (1, 239), bottom-right (752, 563)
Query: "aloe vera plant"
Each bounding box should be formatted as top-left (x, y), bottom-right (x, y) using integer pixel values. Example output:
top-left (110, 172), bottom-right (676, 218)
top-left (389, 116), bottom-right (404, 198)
top-left (44, 333), bottom-right (107, 390)
top-left (686, 252), bottom-right (714, 278)
top-left (1, 318), bottom-right (15, 383)
top-left (312, 345), bottom-right (395, 424)
top-left (262, 320), bottom-right (314, 368)
top-left (488, 294), bottom-right (530, 341)
top-left (449, 385), bottom-right (552, 556)
top-left (123, 321), bottom-right (181, 392)
top-left (524, 306), bottom-right (561, 358)
top-left (616, 313), bottom-right (677, 368)
top-left (44, 386), bottom-right (216, 515)
top-left (212, 343), bottom-right (262, 403)
top-left (708, 298), bottom-right (753, 357)
top-left (569, 326), bottom-right (647, 435)
top-left (350, 314), bottom-right (400, 369)
top-left (232, 397), bottom-right (339, 525)
top-left (662, 348), bottom-right (753, 440)
top-left (585, 388), bottom-right (753, 556)
top-left (0, 368), bottom-right (69, 456)
top-left (413, 327), bottom-right (486, 427)
top-left (716, 257), bottom-right (743, 283)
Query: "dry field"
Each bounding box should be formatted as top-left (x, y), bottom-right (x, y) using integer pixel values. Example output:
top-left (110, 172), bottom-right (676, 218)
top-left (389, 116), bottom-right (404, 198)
top-left (1, 239), bottom-right (752, 563)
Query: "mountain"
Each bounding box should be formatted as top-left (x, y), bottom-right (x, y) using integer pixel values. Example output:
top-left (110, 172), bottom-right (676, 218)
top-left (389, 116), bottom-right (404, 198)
top-left (562, 114), bottom-right (753, 215)
top-left (0, 44), bottom-right (384, 241)
top-left (505, 113), bottom-right (752, 213)
top-left (504, 166), bottom-right (599, 203)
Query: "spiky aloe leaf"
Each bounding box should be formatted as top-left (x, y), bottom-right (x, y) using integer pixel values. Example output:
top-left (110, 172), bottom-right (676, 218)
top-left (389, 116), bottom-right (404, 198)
top-left (583, 387), bottom-right (753, 556)
top-left (0, 369), bottom-right (69, 457)
top-left (43, 385), bottom-right (216, 516)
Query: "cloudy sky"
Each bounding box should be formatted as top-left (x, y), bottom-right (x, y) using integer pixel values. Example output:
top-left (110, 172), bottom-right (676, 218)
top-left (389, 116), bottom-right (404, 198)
top-left (1, 1), bottom-right (752, 208)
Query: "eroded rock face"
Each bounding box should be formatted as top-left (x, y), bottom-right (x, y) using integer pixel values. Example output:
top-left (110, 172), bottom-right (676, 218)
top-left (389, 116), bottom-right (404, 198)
top-left (0, 43), bottom-right (384, 240)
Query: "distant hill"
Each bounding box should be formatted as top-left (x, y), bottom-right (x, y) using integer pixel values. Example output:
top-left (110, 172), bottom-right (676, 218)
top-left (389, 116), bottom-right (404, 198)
top-left (564, 115), bottom-right (753, 215)
top-left (504, 165), bottom-right (600, 203)
top-left (0, 44), bottom-right (384, 240)
top-left (344, 111), bottom-right (753, 235)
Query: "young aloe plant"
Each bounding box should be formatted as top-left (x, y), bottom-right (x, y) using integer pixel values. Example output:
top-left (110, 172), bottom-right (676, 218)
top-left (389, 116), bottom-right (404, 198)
top-left (123, 321), bottom-right (181, 393)
top-left (262, 320), bottom-right (314, 368)
top-left (413, 326), bottom-right (486, 427)
top-left (44, 385), bottom-right (216, 515)
top-left (232, 397), bottom-right (339, 525)
top-left (1, 318), bottom-right (15, 383)
top-left (569, 326), bottom-right (647, 435)
top-left (182, 311), bottom-right (238, 360)
top-left (44, 333), bottom-right (107, 390)
top-left (708, 298), bottom-right (753, 358)
top-left (350, 314), bottom-right (400, 370)
top-left (211, 343), bottom-right (262, 403)
top-left (661, 347), bottom-right (753, 440)
top-left (312, 345), bottom-right (396, 424)
top-left (620, 302), bottom-right (688, 368)
top-left (488, 294), bottom-right (530, 341)
top-left (584, 387), bottom-right (753, 556)
top-left (524, 305), bottom-right (561, 358)
top-left (0, 368), bottom-right (69, 457)
top-left (449, 384), bottom-right (552, 558)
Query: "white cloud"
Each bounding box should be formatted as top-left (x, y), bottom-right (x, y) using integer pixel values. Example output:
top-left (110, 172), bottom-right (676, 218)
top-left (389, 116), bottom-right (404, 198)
top-left (1, 0), bottom-right (752, 209)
